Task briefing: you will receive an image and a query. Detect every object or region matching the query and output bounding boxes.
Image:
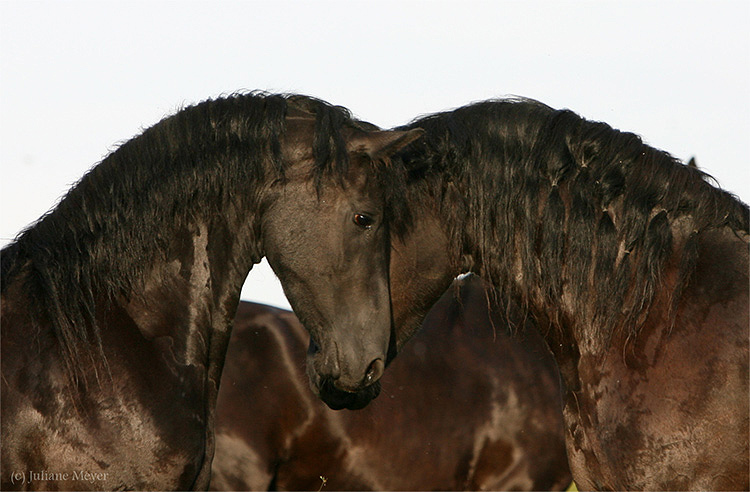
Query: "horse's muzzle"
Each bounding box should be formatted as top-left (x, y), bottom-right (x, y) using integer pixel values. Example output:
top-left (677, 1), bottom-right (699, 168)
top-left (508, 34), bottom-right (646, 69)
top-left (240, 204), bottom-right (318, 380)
top-left (306, 338), bottom-right (386, 409)
top-left (317, 376), bottom-right (382, 410)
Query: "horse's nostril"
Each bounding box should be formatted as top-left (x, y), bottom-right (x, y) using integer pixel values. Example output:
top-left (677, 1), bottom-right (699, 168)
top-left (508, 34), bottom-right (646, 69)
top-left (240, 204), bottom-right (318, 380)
top-left (307, 338), bottom-right (320, 355)
top-left (364, 358), bottom-right (384, 385)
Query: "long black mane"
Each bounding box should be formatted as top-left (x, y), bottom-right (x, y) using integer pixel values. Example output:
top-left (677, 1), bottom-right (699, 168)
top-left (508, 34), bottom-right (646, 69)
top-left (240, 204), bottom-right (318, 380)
top-left (397, 98), bottom-right (749, 341)
top-left (0, 92), bottom-right (377, 380)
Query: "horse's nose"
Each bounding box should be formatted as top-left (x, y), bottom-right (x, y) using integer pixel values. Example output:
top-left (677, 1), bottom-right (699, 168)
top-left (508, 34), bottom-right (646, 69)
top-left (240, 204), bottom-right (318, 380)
top-left (309, 338), bottom-right (341, 381)
top-left (364, 358), bottom-right (384, 386)
top-left (328, 357), bottom-right (384, 392)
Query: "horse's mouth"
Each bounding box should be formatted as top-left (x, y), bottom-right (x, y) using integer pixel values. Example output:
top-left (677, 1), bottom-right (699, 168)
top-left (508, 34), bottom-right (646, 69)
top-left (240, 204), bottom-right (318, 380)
top-left (318, 377), bottom-right (381, 410)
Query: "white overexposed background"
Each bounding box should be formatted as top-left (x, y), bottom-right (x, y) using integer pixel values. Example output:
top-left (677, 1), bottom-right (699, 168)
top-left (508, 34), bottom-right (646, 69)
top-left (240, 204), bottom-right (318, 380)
top-left (2, 0), bottom-right (748, 310)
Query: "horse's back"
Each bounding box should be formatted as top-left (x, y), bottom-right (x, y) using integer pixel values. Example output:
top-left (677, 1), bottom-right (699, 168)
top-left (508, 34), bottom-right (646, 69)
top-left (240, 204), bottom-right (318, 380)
top-left (386, 276), bottom-right (571, 490)
top-left (210, 302), bottom-right (313, 490)
top-left (211, 278), bottom-right (571, 490)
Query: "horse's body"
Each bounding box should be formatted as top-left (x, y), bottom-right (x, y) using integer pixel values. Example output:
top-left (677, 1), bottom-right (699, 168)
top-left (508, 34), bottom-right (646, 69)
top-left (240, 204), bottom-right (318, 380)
top-left (376, 99), bottom-right (748, 490)
top-left (0, 93), bottom-right (420, 490)
top-left (211, 276), bottom-right (571, 491)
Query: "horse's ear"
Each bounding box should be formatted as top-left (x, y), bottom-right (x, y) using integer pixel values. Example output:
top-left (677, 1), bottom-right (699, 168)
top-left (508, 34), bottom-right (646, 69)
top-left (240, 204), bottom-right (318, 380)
top-left (352, 128), bottom-right (425, 161)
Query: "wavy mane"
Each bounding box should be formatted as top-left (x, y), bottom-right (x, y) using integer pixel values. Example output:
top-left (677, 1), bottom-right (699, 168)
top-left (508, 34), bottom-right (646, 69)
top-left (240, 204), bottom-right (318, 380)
top-left (0, 92), bottom-right (374, 380)
top-left (397, 98), bottom-right (749, 340)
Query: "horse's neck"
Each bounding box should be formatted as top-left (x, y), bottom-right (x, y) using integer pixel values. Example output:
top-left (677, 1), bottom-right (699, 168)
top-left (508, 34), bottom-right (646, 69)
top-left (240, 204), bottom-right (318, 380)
top-left (113, 215), bottom-right (261, 489)
top-left (546, 223), bottom-right (748, 398)
top-left (120, 217), bottom-right (260, 371)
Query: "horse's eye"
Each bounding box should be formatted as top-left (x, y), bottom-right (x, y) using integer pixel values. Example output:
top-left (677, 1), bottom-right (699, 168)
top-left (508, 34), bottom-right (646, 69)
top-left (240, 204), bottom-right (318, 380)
top-left (353, 213), bottom-right (374, 229)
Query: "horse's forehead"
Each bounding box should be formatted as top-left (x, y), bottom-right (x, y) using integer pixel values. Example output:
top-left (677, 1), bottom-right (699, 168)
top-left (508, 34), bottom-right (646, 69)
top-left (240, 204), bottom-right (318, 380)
top-left (284, 111), bottom-right (316, 134)
top-left (286, 106), bottom-right (315, 119)
top-left (281, 114), bottom-right (316, 161)
top-left (279, 114), bottom-right (378, 191)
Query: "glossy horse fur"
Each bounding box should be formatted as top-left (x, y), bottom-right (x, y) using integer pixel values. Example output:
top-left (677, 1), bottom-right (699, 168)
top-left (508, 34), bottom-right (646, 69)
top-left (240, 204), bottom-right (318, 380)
top-left (211, 277), bottom-right (571, 491)
top-left (382, 99), bottom-right (748, 490)
top-left (0, 93), bottom-right (420, 490)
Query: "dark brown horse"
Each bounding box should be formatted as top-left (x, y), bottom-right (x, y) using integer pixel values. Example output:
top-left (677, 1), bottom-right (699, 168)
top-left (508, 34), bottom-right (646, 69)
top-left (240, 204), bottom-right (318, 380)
top-left (330, 98), bottom-right (749, 490)
top-left (0, 92), bottom-right (421, 490)
top-left (211, 275), bottom-right (571, 491)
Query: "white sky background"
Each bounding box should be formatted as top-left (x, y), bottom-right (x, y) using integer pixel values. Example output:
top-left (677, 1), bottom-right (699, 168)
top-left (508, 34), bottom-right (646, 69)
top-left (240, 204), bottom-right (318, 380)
top-left (1, 0), bottom-right (748, 310)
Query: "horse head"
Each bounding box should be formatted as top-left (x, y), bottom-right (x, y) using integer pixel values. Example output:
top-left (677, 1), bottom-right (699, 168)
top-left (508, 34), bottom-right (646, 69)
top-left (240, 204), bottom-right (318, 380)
top-left (262, 111), bottom-right (423, 409)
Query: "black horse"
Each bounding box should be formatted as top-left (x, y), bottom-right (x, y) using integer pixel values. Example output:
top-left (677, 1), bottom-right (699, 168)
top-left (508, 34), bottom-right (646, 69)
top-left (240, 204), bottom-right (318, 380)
top-left (0, 92), bottom-right (421, 490)
top-left (333, 98), bottom-right (749, 490)
top-left (211, 275), bottom-right (571, 491)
